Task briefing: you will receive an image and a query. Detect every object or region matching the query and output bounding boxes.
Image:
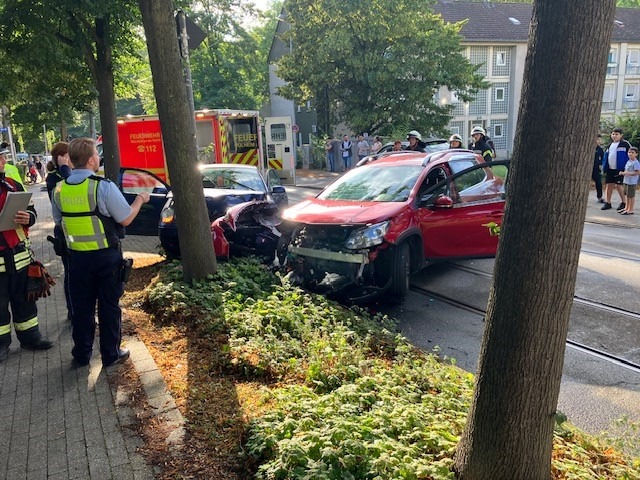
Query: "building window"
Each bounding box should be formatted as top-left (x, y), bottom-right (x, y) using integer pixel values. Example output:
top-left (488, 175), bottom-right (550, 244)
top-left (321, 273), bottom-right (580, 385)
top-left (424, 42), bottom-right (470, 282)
top-left (602, 84), bottom-right (615, 110)
top-left (496, 51), bottom-right (507, 66)
top-left (450, 126), bottom-right (460, 135)
top-left (493, 124), bottom-right (504, 138)
top-left (607, 49), bottom-right (618, 75)
top-left (628, 49), bottom-right (640, 65)
top-left (494, 87), bottom-right (505, 101)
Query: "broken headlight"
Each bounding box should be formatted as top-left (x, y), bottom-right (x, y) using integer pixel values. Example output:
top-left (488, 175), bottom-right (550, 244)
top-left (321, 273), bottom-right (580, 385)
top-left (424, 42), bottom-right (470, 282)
top-left (345, 221), bottom-right (390, 249)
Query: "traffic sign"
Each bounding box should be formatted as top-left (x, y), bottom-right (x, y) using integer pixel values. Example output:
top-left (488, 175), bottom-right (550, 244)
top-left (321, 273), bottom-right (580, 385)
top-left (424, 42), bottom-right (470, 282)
top-left (0, 127), bottom-right (8, 133)
top-left (292, 124), bottom-right (299, 133)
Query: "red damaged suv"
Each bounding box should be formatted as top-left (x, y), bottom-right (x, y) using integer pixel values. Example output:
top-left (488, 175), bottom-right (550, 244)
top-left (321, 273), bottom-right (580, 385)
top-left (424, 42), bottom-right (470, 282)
top-left (278, 149), bottom-right (510, 303)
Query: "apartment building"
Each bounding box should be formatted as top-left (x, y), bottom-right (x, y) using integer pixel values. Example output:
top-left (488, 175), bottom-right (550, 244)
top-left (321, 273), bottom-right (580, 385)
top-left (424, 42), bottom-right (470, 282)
top-left (434, 1), bottom-right (640, 157)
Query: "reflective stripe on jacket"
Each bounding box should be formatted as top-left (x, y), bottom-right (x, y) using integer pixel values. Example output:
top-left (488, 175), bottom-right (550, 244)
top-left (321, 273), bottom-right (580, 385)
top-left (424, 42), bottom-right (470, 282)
top-left (0, 246), bottom-right (31, 273)
top-left (55, 177), bottom-right (111, 251)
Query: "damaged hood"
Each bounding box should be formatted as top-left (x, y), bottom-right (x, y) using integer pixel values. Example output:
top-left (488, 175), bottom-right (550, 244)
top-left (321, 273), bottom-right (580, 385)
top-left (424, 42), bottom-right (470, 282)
top-left (213, 200), bottom-right (281, 231)
top-left (282, 198), bottom-right (408, 225)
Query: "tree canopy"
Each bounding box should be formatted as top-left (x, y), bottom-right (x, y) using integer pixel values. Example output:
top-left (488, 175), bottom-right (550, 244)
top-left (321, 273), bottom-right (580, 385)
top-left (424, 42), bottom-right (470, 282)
top-left (274, 0), bottom-right (486, 136)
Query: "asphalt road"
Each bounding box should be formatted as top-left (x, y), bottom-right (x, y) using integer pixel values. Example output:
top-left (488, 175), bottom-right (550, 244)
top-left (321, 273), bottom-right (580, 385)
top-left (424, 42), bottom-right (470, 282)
top-left (288, 183), bottom-right (640, 442)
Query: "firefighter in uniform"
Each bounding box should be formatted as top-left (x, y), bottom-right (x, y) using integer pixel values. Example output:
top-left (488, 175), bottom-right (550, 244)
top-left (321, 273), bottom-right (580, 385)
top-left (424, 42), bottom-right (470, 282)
top-left (0, 149), bottom-right (53, 362)
top-left (51, 138), bottom-right (149, 367)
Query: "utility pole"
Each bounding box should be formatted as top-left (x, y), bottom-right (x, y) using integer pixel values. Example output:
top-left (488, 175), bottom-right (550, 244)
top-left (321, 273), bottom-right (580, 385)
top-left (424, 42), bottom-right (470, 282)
top-left (43, 124), bottom-right (48, 154)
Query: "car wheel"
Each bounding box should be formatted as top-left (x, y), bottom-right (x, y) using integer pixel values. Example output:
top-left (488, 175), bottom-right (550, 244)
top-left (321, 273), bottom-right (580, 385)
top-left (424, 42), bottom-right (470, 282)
top-left (389, 242), bottom-right (410, 298)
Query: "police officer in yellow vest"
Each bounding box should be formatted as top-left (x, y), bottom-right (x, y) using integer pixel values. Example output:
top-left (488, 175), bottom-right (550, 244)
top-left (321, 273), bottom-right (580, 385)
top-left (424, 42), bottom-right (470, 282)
top-left (52, 138), bottom-right (149, 367)
top-left (0, 149), bottom-right (53, 362)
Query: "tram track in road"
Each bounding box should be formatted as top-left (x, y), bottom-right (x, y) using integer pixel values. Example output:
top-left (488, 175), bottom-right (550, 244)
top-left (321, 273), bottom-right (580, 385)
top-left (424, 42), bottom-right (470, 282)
top-left (439, 261), bottom-right (640, 321)
top-left (411, 263), bottom-right (640, 375)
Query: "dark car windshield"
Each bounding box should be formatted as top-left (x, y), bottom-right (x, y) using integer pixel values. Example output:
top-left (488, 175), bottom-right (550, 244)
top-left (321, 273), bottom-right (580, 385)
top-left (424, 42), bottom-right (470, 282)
top-left (200, 167), bottom-right (265, 192)
top-left (319, 165), bottom-right (423, 202)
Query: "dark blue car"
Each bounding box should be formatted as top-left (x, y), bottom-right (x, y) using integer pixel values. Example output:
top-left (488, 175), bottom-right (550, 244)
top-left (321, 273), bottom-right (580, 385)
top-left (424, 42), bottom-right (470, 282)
top-left (157, 164), bottom-right (288, 258)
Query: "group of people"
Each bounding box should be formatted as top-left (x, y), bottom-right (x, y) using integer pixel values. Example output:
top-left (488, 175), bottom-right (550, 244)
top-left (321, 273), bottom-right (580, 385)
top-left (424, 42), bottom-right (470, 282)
top-left (0, 137), bottom-right (150, 367)
top-left (594, 128), bottom-right (640, 215)
top-left (325, 126), bottom-right (497, 172)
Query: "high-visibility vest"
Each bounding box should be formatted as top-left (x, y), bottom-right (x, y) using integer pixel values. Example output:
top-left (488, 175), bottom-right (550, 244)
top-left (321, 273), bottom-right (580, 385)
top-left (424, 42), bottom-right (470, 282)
top-left (4, 164), bottom-right (24, 186)
top-left (54, 176), bottom-right (118, 251)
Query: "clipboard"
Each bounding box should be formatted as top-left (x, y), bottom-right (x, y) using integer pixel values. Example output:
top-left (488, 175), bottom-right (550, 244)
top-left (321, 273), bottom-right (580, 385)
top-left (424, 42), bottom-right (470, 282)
top-left (0, 191), bottom-right (33, 231)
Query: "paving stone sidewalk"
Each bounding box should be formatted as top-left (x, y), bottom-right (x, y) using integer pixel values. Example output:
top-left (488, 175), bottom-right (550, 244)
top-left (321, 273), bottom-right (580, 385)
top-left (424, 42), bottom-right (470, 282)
top-left (0, 184), bottom-right (181, 479)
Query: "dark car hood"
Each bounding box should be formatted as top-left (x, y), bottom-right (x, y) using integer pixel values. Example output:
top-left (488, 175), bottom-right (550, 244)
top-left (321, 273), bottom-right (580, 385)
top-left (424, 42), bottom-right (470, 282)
top-left (282, 198), bottom-right (408, 225)
top-left (167, 188), bottom-right (268, 220)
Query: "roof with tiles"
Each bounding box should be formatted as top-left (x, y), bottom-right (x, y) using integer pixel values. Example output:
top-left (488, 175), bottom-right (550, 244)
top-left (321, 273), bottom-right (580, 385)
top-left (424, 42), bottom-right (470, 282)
top-left (432, 1), bottom-right (640, 44)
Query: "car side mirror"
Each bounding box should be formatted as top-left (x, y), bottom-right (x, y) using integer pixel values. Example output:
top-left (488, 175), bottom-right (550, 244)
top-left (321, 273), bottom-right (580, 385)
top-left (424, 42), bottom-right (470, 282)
top-left (271, 185), bottom-right (286, 194)
top-left (152, 187), bottom-right (169, 195)
top-left (433, 195), bottom-right (454, 209)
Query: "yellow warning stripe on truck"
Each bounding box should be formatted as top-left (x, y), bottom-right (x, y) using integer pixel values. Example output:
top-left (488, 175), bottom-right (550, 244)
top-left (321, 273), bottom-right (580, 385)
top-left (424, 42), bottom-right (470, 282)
top-left (230, 150), bottom-right (258, 165)
top-left (268, 158), bottom-right (283, 169)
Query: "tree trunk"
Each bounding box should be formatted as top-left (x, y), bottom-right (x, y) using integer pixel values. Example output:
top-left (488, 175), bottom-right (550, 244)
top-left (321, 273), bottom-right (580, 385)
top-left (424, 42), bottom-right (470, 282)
top-left (75, 15), bottom-right (121, 182)
top-left (454, 1), bottom-right (615, 479)
top-left (138, 0), bottom-right (217, 282)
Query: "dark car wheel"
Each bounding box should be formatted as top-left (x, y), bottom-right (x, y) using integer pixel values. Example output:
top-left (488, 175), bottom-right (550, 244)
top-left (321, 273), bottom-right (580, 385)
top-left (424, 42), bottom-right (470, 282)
top-left (389, 242), bottom-right (410, 298)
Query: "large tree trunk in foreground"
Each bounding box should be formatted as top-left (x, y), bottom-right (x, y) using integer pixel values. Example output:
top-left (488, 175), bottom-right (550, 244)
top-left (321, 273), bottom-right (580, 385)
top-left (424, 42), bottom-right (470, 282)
top-left (138, 0), bottom-right (217, 282)
top-left (454, 1), bottom-right (615, 478)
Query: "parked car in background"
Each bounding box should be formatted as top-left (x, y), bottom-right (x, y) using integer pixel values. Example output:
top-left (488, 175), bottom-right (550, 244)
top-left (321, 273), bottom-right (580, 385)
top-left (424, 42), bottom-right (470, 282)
top-left (159, 164), bottom-right (288, 258)
top-left (278, 149), bottom-right (509, 303)
top-left (376, 138), bottom-right (449, 154)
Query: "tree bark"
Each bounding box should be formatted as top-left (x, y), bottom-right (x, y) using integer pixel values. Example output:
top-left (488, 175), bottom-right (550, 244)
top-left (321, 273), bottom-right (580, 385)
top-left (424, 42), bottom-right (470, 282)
top-left (454, 1), bottom-right (615, 479)
top-left (138, 0), bottom-right (217, 282)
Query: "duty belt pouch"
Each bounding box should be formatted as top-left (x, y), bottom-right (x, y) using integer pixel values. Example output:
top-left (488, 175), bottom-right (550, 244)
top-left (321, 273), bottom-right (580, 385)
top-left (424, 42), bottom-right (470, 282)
top-left (47, 235), bottom-right (68, 257)
top-left (120, 257), bottom-right (134, 283)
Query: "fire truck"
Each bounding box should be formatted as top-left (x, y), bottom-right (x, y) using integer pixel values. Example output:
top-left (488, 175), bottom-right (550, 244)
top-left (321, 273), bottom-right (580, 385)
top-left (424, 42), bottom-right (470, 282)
top-left (111, 109), bottom-right (296, 184)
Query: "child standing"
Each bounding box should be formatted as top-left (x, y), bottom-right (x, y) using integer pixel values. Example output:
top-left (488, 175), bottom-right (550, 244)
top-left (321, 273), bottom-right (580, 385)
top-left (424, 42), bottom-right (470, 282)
top-left (619, 146), bottom-right (640, 215)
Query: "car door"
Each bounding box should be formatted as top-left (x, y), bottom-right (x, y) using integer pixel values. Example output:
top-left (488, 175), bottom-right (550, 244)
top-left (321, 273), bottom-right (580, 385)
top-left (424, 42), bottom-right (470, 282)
top-left (416, 160), bottom-right (509, 259)
top-left (118, 168), bottom-right (170, 236)
top-left (266, 168), bottom-right (289, 207)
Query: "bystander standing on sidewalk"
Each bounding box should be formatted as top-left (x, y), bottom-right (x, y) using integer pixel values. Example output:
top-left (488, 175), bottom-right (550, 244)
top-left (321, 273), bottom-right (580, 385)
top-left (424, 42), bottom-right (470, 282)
top-left (601, 127), bottom-right (630, 211)
top-left (592, 134), bottom-right (605, 203)
top-left (357, 135), bottom-right (369, 162)
top-left (618, 146), bottom-right (640, 215)
top-left (325, 136), bottom-right (335, 172)
top-left (341, 135), bottom-right (352, 170)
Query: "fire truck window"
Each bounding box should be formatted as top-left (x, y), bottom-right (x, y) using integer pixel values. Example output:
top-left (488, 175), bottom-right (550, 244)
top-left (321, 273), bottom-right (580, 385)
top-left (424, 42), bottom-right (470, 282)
top-left (230, 119), bottom-right (257, 154)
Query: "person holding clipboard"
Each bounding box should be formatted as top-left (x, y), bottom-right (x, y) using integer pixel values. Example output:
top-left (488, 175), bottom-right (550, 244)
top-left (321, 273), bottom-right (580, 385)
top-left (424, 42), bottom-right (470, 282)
top-left (0, 149), bottom-right (53, 363)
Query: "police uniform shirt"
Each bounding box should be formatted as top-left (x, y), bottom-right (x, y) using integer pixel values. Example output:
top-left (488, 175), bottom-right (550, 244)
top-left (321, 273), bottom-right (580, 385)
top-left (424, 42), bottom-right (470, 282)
top-left (52, 169), bottom-right (132, 227)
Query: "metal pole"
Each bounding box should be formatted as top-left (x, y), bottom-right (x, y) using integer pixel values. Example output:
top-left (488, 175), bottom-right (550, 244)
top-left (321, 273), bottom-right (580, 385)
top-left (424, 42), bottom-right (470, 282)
top-left (89, 110), bottom-right (96, 140)
top-left (7, 125), bottom-right (16, 162)
top-left (43, 124), bottom-right (48, 154)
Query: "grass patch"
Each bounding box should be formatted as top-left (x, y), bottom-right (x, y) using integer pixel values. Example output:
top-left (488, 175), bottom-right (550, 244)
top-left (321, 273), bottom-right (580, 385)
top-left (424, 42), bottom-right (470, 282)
top-left (132, 257), bottom-right (640, 479)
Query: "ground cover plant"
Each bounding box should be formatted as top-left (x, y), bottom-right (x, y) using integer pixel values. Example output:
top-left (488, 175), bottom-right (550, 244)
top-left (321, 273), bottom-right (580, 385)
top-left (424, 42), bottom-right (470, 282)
top-left (124, 257), bottom-right (640, 479)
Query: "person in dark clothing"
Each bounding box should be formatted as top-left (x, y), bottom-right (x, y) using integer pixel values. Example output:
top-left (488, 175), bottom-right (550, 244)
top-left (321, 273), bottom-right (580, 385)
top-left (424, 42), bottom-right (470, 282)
top-left (405, 130), bottom-right (427, 152)
top-left (0, 150), bottom-right (54, 362)
top-left (46, 142), bottom-right (72, 319)
top-left (46, 142), bottom-right (72, 200)
top-left (469, 126), bottom-right (493, 163)
top-left (52, 138), bottom-right (150, 368)
top-left (592, 135), bottom-right (605, 203)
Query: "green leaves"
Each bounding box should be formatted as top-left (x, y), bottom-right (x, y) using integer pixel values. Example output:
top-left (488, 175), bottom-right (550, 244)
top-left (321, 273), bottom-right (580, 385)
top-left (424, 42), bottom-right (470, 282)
top-left (275, 0), bottom-right (485, 135)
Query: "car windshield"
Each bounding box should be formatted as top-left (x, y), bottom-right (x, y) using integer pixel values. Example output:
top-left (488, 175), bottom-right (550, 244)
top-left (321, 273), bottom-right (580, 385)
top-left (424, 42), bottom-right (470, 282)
top-left (319, 165), bottom-right (423, 202)
top-left (200, 168), bottom-right (265, 192)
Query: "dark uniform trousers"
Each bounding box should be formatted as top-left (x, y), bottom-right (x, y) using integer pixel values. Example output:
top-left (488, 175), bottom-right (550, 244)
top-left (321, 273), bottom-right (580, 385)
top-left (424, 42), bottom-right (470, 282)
top-left (68, 247), bottom-right (123, 366)
top-left (0, 249), bottom-right (42, 347)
